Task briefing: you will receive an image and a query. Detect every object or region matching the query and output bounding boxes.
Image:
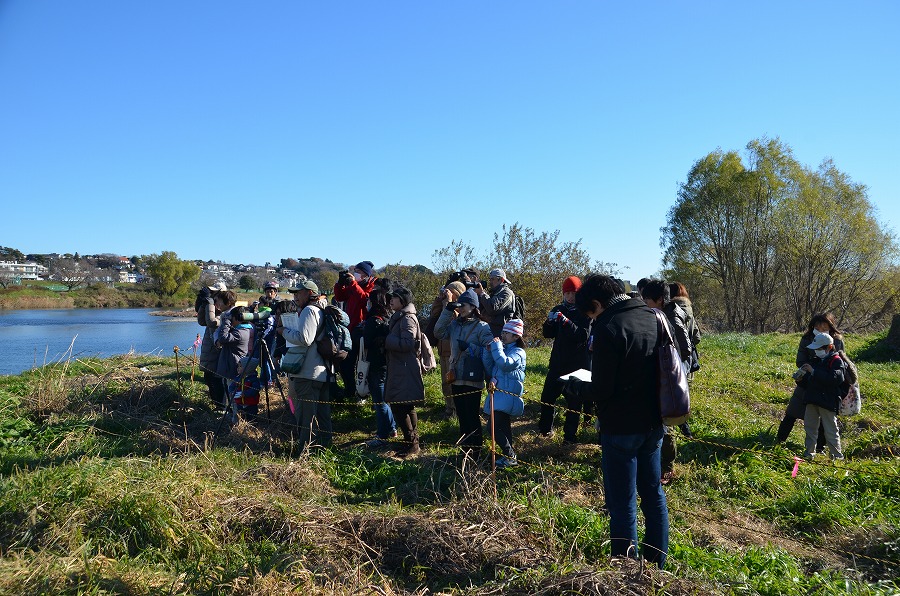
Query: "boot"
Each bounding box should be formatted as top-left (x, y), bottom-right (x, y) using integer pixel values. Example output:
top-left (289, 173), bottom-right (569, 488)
top-left (775, 417), bottom-right (794, 443)
top-left (400, 431), bottom-right (420, 457)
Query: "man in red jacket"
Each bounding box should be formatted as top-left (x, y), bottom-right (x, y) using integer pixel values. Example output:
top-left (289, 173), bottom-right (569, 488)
top-left (334, 261), bottom-right (378, 398)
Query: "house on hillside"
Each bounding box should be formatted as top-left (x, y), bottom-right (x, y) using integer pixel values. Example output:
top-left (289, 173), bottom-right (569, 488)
top-left (0, 261), bottom-right (49, 281)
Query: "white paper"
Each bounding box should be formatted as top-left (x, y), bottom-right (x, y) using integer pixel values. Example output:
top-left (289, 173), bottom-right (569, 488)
top-left (280, 312), bottom-right (299, 331)
top-left (558, 368), bottom-right (592, 382)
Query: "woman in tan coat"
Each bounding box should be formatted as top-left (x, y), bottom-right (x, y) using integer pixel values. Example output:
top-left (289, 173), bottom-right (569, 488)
top-left (385, 285), bottom-right (426, 457)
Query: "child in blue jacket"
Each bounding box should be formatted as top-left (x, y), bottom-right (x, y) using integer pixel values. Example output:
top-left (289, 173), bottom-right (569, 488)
top-left (482, 319), bottom-right (526, 468)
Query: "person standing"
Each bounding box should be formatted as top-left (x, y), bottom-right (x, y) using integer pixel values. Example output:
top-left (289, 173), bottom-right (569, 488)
top-left (425, 276), bottom-right (468, 419)
top-left (474, 268), bottom-right (516, 337)
top-left (199, 284), bottom-right (233, 409)
top-left (334, 260), bottom-right (378, 399)
top-left (384, 285), bottom-right (426, 457)
top-left (796, 332), bottom-right (846, 460)
top-left (538, 275), bottom-right (592, 441)
top-left (435, 288), bottom-right (494, 458)
top-left (277, 280), bottom-right (332, 450)
top-left (565, 274), bottom-right (668, 569)
top-left (776, 312), bottom-right (843, 447)
top-left (641, 279), bottom-right (692, 485)
top-left (482, 319), bottom-right (527, 468)
top-left (362, 285), bottom-right (398, 448)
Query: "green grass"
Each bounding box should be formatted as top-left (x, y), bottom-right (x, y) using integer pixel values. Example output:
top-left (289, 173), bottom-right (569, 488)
top-left (1, 332), bottom-right (899, 594)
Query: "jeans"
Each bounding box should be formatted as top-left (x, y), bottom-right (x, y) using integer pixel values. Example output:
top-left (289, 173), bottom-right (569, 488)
top-left (369, 368), bottom-right (396, 439)
top-left (601, 426), bottom-right (669, 569)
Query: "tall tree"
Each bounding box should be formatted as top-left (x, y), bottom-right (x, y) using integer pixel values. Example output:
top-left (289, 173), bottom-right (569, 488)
top-left (664, 137), bottom-right (898, 332)
top-left (145, 251), bottom-right (200, 297)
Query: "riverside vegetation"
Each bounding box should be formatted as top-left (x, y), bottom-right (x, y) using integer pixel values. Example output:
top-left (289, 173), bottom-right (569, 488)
top-left (1, 332), bottom-right (899, 594)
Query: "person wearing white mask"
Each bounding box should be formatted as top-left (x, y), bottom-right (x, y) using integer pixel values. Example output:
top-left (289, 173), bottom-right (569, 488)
top-left (776, 313), bottom-right (844, 445)
top-left (795, 332), bottom-right (846, 460)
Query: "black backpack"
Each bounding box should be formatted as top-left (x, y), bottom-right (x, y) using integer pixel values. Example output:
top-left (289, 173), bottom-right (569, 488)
top-left (512, 294), bottom-right (526, 321)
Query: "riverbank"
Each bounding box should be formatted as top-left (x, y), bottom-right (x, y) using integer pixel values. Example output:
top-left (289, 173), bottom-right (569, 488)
top-left (1, 333), bottom-right (899, 593)
top-left (0, 284), bottom-right (188, 310)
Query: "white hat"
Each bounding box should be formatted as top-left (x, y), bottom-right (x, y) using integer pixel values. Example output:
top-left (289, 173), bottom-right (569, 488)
top-left (807, 333), bottom-right (833, 350)
top-left (208, 282), bottom-right (227, 292)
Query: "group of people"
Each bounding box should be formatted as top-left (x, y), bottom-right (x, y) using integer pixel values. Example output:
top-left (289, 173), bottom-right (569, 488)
top-left (197, 263), bottom-right (858, 573)
top-left (195, 265), bottom-right (691, 569)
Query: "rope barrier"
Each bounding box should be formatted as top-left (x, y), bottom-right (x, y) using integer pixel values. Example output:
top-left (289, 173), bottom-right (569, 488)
top-left (144, 338), bottom-right (900, 574)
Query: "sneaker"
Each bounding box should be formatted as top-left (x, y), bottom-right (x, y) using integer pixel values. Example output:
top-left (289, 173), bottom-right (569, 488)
top-left (539, 430), bottom-right (554, 438)
top-left (365, 438), bottom-right (388, 448)
top-left (660, 471), bottom-right (674, 485)
top-left (495, 456), bottom-right (519, 468)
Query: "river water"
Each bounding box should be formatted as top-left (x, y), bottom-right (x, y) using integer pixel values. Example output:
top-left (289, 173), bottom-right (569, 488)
top-left (0, 308), bottom-right (203, 376)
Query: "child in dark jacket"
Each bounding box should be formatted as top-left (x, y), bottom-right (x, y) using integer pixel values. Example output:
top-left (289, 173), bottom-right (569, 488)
top-left (797, 332), bottom-right (845, 460)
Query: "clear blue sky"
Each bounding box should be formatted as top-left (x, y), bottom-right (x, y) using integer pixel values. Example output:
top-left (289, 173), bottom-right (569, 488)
top-left (2, 1), bottom-right (898, 281)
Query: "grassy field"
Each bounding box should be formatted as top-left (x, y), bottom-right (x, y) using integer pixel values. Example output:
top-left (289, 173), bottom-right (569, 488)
top-left (1, 331), bottom-right (899, 595)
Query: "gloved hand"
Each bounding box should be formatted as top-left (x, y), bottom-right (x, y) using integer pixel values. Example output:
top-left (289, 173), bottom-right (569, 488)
top-left (558, 312), bottom-right (571, 326)
top-left (338, 270), bottom-right (353, 285)
top-left (456, 339), bottom-right (469, 351)
top-left (547, 311), bottom-right (557, 322)
top-left (561, 377), bottom-right (583, 399)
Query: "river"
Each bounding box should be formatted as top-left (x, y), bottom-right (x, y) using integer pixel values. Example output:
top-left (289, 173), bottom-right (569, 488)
top-left (0, 308), bottom-right (203, 376)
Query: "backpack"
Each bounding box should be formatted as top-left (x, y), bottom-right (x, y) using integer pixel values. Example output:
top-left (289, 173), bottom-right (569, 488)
top-left (512, 294), bottom-right (526, 322)
top-left (418, 327), bottom-right (437, 374)
top-left (832, 351), bottom-right (862, 416)
top-left (315, 304), bottom-right (352, 365)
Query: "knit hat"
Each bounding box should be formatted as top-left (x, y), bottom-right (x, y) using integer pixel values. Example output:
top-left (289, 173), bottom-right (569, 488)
top-left (807, 333), bottom-right (834, 350)
top-left (263, 280), bottom-right (278, 290)
top-left (457, 289), bottom-right (479, 308)
top-left (389, 284), bottom-right (413, 306)
top-left (488, 268), bottom-right (508, 283)
top-left (355, 261), bottom-right (375, 277)
top-left (502, 318), bottom-right (524, 337)
top-left (562, 276), bottom-right (582, 293)
top-left (446, 281), bottom-right (466, 297)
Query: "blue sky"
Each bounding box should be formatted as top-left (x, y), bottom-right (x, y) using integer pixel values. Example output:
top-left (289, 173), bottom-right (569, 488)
top-left (1, 1), bottom-right (897, 281)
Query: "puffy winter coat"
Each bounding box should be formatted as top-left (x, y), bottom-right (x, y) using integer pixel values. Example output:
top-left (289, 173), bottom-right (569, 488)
top-left (481, 341), bottom-right (526, 416)
top-left (384, 303), bottom-right (425, 405)
top-left (434, 308), bottom-right (494, 389)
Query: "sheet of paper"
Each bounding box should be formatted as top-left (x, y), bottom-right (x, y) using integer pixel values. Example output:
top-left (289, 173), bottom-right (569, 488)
top-left (558, 368), bottom-right (592, 382)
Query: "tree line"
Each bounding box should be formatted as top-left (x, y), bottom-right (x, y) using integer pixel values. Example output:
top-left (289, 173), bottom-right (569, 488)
top-left (662, 137), bottom-right (898, 333)
top-left (6, 137), bottom-right (896, 334)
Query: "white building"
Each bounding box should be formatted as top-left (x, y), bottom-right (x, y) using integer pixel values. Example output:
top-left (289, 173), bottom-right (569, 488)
top-left (0, 261), bottom-right (48, 281)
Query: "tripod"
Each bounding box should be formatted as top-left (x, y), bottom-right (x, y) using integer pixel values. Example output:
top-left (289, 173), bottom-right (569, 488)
top-left (213, 316), bottom-right (290, 439)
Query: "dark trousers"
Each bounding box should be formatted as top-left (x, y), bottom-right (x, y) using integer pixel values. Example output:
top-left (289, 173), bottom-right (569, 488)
top-left (204, 370), bottom-right (226, 407)
top-left (777, 416), bottom-right (826, 451)
top-left (391, 403), bottom-right (419, 445)
top-left (486, 410), bottom-right (514, 458)
top-left (538, 375), bottom-right (563, 434)
top-left (452, 384), bottom-right (484, 451)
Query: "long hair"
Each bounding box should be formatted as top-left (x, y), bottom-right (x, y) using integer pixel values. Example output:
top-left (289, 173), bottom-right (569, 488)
top-left (368, 287), bottom-right (392, 319)
top-left (669, 282), bottom-right (689, 300)
top-left (806, 312), bottom-right (841, 338)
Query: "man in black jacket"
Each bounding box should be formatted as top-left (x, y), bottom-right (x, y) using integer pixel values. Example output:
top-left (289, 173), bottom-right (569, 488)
top-left (564, 274), bottom-right (669, 569)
